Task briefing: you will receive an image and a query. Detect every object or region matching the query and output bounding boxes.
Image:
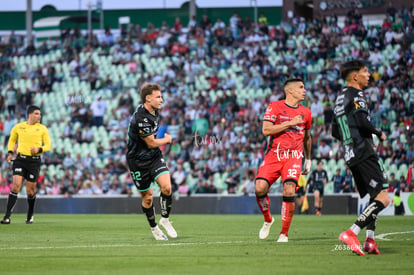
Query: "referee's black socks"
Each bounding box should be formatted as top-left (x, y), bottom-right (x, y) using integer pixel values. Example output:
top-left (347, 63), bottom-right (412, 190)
top-left (27, 195), bottom-right (36, 219)
top-left (5, 192), bottom-right (18, 218)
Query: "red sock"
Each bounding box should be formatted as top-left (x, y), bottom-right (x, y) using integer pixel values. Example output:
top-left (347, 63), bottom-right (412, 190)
top-left (280, 197), bottom-right (295, 236)
top-left (256, 195), bottom-right (272, 222)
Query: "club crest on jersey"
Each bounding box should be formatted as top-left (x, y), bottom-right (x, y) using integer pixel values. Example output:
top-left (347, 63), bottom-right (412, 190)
top-left (354, 101), bottom-right (361, 109)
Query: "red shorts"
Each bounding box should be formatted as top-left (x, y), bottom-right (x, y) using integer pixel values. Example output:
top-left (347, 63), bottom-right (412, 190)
top-left (256, 152), bottom-right (302, 186)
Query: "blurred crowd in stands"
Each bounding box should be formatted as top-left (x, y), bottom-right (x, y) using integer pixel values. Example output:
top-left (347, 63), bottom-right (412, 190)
top-left (0, 3), bottom-right (414, 197)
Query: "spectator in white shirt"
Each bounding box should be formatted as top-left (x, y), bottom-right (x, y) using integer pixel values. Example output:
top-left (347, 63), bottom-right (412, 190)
top-left (310, 96), bottom-right (324, 120)
top-left (222, 73), bottom-right (236, 90)
top-left (62, 153), bottom-right (76, 169)
top-left (212, 18), bottom-right (225, 31)
top-left (368, 48), bottom-right (383, 66)
top-left (393, 27), bottom-right (404, 42)
top-left (384, 27), bottom-right (396, 44)
top-left (90, 95), bottom-right (107, 127)
top-left (77, 180), bottom-right (94, 195)
top-left (81, 125), bottom-right (94, 143)
top-left (318, 140), bottom-right (331, 160)
top-left (172, 165), bottom-right (186, 186)
top-left (155, 30), bottom-right (171, 48)
top-left (229, 12), bottom-right (240, 39)
top-left (366, 25), bottom-right (378, 41)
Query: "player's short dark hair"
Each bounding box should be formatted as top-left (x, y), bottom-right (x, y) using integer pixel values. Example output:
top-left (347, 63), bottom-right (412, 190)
top-left (140, 83), bottom-right (161, 103)
top-left (27, 105), bottom-right (40, 116)
top-left (340, 60), bottom-right (366, 80)
top-left (283, 78), bottom-right (303, 88)
top-left (282, 78), bottom-right (303, 99)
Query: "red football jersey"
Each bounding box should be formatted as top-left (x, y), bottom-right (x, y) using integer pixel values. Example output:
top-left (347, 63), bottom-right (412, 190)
top-left (262, 100), bottom-right (312, 157)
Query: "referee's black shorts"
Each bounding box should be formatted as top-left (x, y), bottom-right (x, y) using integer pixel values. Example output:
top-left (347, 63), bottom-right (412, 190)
top-left (12, 154), bottom-right (41, 182)
top-left (349, 155), bottom-right (388, 199)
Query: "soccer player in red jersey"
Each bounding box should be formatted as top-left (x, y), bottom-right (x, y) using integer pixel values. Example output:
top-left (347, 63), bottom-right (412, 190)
top-left (255, 78), bottom-right (312, 242)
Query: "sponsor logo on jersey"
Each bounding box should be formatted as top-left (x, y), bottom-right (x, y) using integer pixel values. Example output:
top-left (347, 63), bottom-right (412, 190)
top-left (369, 179), bottom-right (378, 188)
top-left (334, 105), bottom-right (345, 115)
top-left (274, 143), bottom-right (303, 161)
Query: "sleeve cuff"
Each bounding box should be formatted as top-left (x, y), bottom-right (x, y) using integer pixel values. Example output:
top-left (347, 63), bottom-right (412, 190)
top-left (373, 128), bottom-right (382, 137)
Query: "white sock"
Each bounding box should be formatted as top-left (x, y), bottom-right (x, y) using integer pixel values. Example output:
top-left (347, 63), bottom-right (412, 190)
top-left (366, 229), bottom-right (375, 239)
top-left (350, 224), bottom-right (361, 235)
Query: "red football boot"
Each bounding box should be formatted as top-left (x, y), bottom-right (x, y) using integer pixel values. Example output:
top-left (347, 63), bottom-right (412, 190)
top-left (339, 229), bottom-right (365, 256)
top-left (363, 238), bottom-right (381, 255)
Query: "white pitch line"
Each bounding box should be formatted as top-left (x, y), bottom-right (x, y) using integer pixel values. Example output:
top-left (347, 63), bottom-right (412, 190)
top-left (0, 240), bottom-right (253, 251)
top-left (376, 231), bottom-right (414, 241)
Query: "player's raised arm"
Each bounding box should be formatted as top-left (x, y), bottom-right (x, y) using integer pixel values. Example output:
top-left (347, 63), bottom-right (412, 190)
top-left (262, 115), bottom-right (304, 137)
top-left (141, 133), bottom-right (172, 149)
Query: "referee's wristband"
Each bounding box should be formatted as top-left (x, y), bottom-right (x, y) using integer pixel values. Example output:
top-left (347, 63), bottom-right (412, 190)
top-left (7, 150), bottom-right (13, 156)
top-left (38, 147), bottom-right (43, 153)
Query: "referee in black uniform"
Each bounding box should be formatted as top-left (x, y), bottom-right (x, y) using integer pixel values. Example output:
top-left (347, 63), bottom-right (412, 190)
top-left (333, 60), bottom-right (389, 255)
top-left (126, 83), bottom-right (177, 240)
top-left (1, 105), bottom-right (51, 224)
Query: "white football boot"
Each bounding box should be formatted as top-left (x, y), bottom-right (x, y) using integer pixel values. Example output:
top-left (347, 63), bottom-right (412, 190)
top-left (159, 217), bottom-right (178, 239)
top-left (151, 225), bottom-right (168, 241)
top-left (259, 216), bottom-right (274, 239)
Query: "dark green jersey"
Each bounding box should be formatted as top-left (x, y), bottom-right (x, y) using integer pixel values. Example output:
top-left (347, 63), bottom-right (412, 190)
top-left (309, 169), bottom-right (328, 190)
top-left (332, 86), bottom-right (379, 166)
top-left (126, 105), bottom-right (161, 160)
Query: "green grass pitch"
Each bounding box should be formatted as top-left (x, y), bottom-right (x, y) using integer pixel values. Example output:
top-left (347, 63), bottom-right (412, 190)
top-left (0, 214), bottom-right (413, 274)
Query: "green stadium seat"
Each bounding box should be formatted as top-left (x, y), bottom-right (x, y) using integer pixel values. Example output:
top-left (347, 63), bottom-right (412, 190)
top-left (324, 182), bottom-right (334, 195)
